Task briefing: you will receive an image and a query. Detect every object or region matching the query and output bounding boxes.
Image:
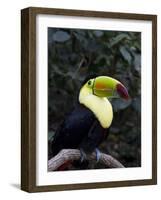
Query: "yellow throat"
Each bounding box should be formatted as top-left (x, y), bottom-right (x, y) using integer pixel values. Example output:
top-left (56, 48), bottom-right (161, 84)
top-left (79, 85), bottom-right (113, 129)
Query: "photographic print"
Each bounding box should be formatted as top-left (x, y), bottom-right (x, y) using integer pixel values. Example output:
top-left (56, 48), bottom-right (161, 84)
top-left (21, 7), bottom-right (157, 192)
top-left (48, 28), bottom-right (141, 171)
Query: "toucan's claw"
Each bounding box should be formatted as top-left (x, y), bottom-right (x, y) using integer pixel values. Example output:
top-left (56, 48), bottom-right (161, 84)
top-left (95, 148), bottom-right (101, 162)
top-left (80, 148), bottom-right (87, 163)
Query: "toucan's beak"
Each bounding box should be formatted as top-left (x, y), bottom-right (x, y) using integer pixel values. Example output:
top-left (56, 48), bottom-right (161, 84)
top-left (92, 76), bottom-right (129, 100)
top-left (116, 83), bottom-right (129, 100)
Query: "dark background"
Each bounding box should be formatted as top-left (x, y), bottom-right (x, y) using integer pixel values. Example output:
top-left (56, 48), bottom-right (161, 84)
top-left (48, 27), bottom-right (141, 168)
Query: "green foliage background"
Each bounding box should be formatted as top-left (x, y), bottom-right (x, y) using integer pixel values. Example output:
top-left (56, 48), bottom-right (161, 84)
top-left (48, 28), bottom-right (141, 168)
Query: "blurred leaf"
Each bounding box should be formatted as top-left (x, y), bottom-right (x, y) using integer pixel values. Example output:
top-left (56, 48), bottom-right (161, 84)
top-left (132, 97), bottom-right (141, 113)
top-left (109, 33), bottom-right (130, 47)
top-left (93, 30), bottom-right (104, 37)
top-left (110, 127), bottom-right (120, 134)
top-left (112, 99), bottom-right (132, 111)
top-left (134, 54), bottom-right (141, 72)
top-left (48, 131), bottom-right (55, 140)
top-left (120, 46), bottom-right (132, 64)
top-left (53, 31), bottom-right (70, 42)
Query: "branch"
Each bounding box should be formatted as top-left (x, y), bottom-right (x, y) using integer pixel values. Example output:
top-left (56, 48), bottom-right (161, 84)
top-left (48, 149), bottom-right (124, 171)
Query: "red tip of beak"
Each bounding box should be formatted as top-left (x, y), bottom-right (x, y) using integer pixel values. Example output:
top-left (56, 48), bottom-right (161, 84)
top-left (116, 83), bottom-right (129, 100)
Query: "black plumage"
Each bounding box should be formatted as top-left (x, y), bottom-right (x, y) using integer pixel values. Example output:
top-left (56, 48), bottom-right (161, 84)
top-left (51, 104), bottom-right (108, 157)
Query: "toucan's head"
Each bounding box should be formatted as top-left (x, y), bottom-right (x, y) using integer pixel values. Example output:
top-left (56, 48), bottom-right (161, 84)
top-left (79, 76), bottom-right (129, 128)
top-left (82, 76), bottom-right (129, 100)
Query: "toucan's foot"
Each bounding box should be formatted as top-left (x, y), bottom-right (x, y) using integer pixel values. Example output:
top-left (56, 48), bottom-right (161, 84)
top-left (95, 148), bottom-right (101, 162)
top-left (79, 148), bottom-right (87, 163)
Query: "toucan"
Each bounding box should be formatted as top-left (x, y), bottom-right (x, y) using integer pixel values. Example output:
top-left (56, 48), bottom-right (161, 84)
top-left (51, 76), bottom-right (129, 169)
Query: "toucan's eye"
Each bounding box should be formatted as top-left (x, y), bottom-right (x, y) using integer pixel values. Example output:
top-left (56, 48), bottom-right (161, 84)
top-left (88, 80), bottom-right (92, 86)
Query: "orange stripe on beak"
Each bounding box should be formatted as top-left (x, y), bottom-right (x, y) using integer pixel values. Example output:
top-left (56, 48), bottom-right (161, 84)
top-left (95, 83), bottom-right (107, 89)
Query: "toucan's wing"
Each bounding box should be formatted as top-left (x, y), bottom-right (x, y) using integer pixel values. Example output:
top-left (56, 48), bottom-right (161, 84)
top-left (51, 104), bottom-right (96, 156)
top-left (79, 120), bottom-right (108, 153)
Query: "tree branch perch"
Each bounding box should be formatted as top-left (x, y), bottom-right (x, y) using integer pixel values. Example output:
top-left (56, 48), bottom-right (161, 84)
top-left (48, 149), bottom-right (124, 171)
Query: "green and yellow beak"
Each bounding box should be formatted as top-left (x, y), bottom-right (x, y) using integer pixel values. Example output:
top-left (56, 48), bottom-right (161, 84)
top-left (87, 76), bottom-right (129, 100)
